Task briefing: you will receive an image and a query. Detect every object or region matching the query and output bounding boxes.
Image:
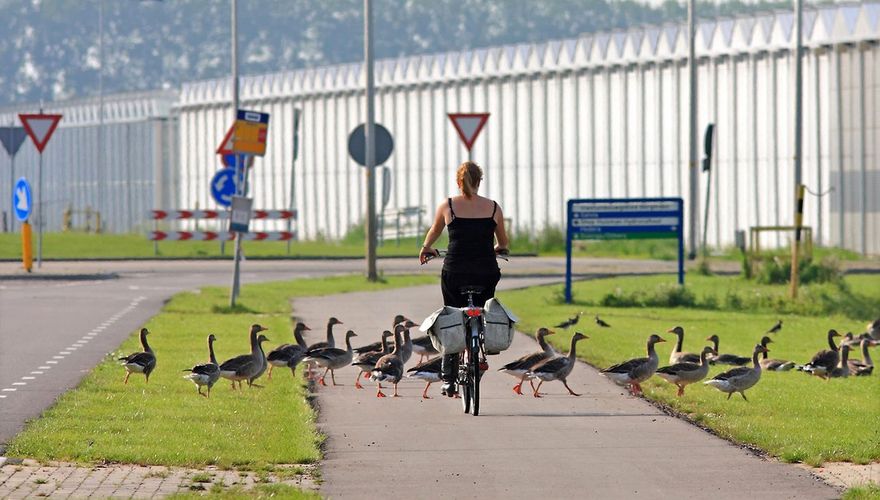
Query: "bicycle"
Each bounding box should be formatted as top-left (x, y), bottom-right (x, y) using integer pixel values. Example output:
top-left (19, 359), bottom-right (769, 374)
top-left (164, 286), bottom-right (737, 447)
top-left (422, 249), bottom-right (509, 416)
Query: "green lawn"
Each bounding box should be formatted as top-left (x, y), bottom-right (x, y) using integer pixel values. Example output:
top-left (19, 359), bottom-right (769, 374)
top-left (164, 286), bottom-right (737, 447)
top-left (498, 274), bottom-right (880, 466)
top-left (168, 484), bottom-right (321, 499)
top-left (4, 274), bottom-right (435, 469)
top-left (844, 484), bottom-right (880, 500)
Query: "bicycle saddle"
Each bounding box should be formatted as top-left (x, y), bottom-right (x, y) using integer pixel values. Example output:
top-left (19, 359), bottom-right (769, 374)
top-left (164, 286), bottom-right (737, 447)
top-left (459, 286), bottom-right (486, 296)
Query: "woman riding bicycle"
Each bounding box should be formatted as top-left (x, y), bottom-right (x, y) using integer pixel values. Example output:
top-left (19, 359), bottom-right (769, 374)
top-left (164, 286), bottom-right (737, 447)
top-left (419, 161), bottom-right (509, 397)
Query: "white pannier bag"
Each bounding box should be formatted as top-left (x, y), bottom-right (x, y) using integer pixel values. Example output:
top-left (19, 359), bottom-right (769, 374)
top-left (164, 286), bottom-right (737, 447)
top-left (482, 298), bottom-right (517, 355)
top-left (419, 306), bottom-right (466, 355)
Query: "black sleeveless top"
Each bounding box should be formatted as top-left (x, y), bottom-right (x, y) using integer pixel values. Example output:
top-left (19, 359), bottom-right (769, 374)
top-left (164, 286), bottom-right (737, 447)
top-left (443, 198), bottom-right (499, 274)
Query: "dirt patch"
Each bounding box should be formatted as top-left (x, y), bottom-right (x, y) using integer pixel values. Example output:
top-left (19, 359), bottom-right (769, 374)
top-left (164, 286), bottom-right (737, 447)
top-left (801, 462), bottom-right (879, 490)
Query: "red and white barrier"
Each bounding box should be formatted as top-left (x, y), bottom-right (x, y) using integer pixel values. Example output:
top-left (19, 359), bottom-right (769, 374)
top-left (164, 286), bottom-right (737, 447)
top-left (149, 231), bottom-right (296, 241)
top-left (150, 209), bottom-right (296, 220)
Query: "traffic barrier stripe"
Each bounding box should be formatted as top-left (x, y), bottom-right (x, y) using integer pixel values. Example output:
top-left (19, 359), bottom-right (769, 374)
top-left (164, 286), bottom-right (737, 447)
top-left (150, 210), bottom-right (296, 220)
top-left (149, 231), bottom-right (295, 241)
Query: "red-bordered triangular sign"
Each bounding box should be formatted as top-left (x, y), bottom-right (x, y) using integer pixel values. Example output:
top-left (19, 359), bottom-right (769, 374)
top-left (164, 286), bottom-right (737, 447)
top-left (447, 112), bottom-right (489, 151)
top-left (216, 124), bottom-right (234, 155)
top-left (19, 114), bottom-right (62, 153)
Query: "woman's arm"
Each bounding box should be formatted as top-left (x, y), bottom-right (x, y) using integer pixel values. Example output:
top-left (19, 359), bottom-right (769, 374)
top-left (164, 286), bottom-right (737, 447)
top-left (419, 202), bottom-right (447, 264)
top-left (493, 203), bottom-right (509, 253)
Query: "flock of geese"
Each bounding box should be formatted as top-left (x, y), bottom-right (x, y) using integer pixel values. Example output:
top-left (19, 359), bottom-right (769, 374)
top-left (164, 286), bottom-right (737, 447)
top-left (117, 315), bottom-right (879, 402)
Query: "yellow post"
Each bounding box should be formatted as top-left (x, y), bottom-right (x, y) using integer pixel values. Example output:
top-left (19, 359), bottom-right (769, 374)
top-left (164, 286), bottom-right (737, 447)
top-left (790, 184), bottom-right (806, 298)
top-left (21, 221), bottom-right (33, 272)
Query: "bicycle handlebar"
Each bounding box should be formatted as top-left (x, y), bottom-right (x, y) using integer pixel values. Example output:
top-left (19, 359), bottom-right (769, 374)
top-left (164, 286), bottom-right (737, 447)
top-left (421, 248), bottom-right (509, 264)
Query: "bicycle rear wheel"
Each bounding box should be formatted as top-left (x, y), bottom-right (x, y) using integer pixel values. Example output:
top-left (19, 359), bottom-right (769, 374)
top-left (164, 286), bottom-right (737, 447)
top-left (459, 352), bottom-right (470, 414)
top-left (471, 341), bottom-right (481, 416)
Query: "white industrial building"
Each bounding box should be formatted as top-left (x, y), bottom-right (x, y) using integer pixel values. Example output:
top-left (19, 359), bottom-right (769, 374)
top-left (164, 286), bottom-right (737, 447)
top-left (1, 2), bottom-right (878, 254)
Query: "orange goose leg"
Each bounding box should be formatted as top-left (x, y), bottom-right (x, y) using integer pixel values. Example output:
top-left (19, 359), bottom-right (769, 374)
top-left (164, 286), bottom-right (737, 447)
top-left (123, 372), bottom-right (131, 385)
top-left (355, 373), bottom-right (364, 389)
top-left (318, 367), bottom-right (330, 386)
top-left (562, 380), bottom-right (580, 397)
top-left (268, 365), bottom-right (274, 379)
top-left (422, 382), bottom-right (432, 399)
top-left (512, 382), bottom-right (523, 395)
top-left (376, 383), bottom-right (386, 398)
top-left (533, 380), bottom-right (544, 398)
top-left (392, 382), bottom-right (400, 397)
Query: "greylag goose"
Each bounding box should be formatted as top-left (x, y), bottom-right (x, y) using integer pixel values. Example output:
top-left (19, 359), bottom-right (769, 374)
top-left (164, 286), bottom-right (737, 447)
top-left (528, 332), bottom-right (588, 397)
top-left (847, 339), bottom-right (876, 376)
top-left (497, 327), bottom-right (556, 395)
top-left (595, 315), bottom-right (611, 328)
top-left (371, 328), bottom-right (404, 398)
top-left (306, 317), bottom-right (343, 352)
top-left (828, 345), bottom-right (851, 378)
top-left (351, 330), bottom-right (393, 389)
top-left (767, 320), bottom-right (783, 334)
top-left (757, 336), bottom-right (796, 371)
top-left (218, 324), bottom-right (269, 389)
top-left (553, 311), bottom-right (582, 329)
top-left (842, 332), bottom-right (872, 349)
top-left (704, 343), bottom-right (768, 400)
top-left (266, 322), bottom-right (310, 379)
top-left (801, 329), bottom-right (841, 379)
top-left (410, 334), bottom-right (440, 363)
top-left (397, 320), bottom-right (418, 365)
top-left (183, 334), bottom-right (220, 397)
top-left (705, 335), bottom-right (750, 366)
top-left (667, 326), bottom-right (700, 364)
top-left (119, 328), bottom-right (157, 384)
top-left (656, 346), bottom-right (716, 396)
top-left (354, 314), bottom-right (408, 354)
top-left (406, 356), bottom-right (442, 399)
top-left (602, 334), bottom-right (666, 396)
top-left (304, 330), bottom-right (358, 386)
top-left (868, 318), bottom-right (880, 341)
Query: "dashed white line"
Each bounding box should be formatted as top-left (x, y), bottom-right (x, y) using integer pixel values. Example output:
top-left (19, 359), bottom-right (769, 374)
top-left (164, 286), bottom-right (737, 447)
top-left (30, 371), bottom-right (43, 375)
top-left (59, 351), bottom-right (71, 355)
top-left (46, 361), bottom-right (58, 365)
top-left (21, 377), bottom-right (35, 381)
top-left (0, 395), bottom-right (6, 398)
top-left (52, 356), bottom-right (65, 360)
top-left (11, 382), bottom-right (25, 386)
top-left (2, 388), bottom-right (16, 392)
top-left (38, 366), bottom-right (51, 370)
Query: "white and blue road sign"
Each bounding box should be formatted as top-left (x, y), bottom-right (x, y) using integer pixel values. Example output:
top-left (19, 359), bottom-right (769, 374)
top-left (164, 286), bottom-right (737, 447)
top-left (210, 168), bottom-right (238, 207)
top-left (13, 177), bottom-right (32, 222)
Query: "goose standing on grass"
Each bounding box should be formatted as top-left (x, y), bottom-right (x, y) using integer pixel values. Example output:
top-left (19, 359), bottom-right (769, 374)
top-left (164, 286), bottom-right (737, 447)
top-left (304, 330), bottom-right (358, 386)
top-left (704, 343), bottom-right (768, 401)
top-left (656, 346), bottom-right (716, 396)
top-left (266, 322), bottom-right (310, 379)
top-left (667, 326), bottom-right (700, 364)
top-left (351, 330), bottom-right (393, 389)
top-left (847, 339), bottom-right (876, 376)
top-left (554, 312), bottom-right (583, 329)
top-left (371, 328), bottom-right (404, 398)
top-left (602, 334), bottom-right (665, 396)
top-left (595, 315), bottom-right (611, 328)
top-left (528, 332), bottom-right (588, 397)
top-left (828, 345), bottom-right (851, 378)
top-left (119, 328), bottom-right (157, 384)
top-left (757, 336), bottom-right (796, 371)
top-left (705, 335), bottom-right (750, 366)
top-left (497, 327), bottom-right (556, 395)
top-left (801, 329), bottom-right (841, 379)
top-left (767, 320), bottom-right (783, 334)
top-left (867, 318), bottom-right (880, 341)
top-left (218, 324), bottom-right (269, 389)
top-left (183, 334), bottom-right (220, 397)
top-left (406, 357), bottom-right (442, 399)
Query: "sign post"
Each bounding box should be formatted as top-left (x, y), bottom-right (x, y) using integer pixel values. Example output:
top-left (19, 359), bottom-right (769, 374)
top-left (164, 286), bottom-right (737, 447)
top-left (227, 109), bottom-right (269, 307)
top-left (447, 113), bottom-right (489, 161)
top-left (19, 112), bottom-right (62, 268)
top-left (565, 198), bottom-right (684, 303)
top-left (0, 125), bottom-right (27, 232)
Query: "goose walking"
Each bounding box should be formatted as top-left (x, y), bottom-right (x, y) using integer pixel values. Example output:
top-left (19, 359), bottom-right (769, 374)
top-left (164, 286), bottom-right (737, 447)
top-left (767, 320), bottom-right (783, 334)
top-left (553, 311), bottom-right (582, 329)
top-left (595, 315), bottom-right (611, 328)
top-left (304, 317), bottom-right (343, 379)
top-left (410, 334), bottom-right (440, 363)
top-left (304, 330), bottom-right (358, 386)
top-left (354, 314), bottom-right (408, 354)
top-left (705, 335), bottom-right (750, 366)
top-left (704, 343), bottom-right (768, 401)
top-left (371, 328), bottom-right (404, 398)
top-left (528, 332), bottom-right (588, 397)
top-left (656, 346), bottom-right (716, 396)
top-left (847, 338), bottom-right (876, 376)
top-left (351, 330), bottom-right (393, 389)
top-left (266, 322), bottom-right (310, 379)
top-left (667, 326), bottom-right (699, 364)
top-left (801, 329), bottom-right (841, 379)
top-left (497, 327), bottom-right (555, 395)
top-left (397, 320), bottom-right (418, 366)
top-left (218, 324), bottom-right (269, 389)
top-left (406, 357), bottom-right (442, 399)
top-left (183, 334), bottom-right (220, 397)
top-left (119, 328), bottom-right (157, 384)
top-left (757, 336), bottom-right (795, 371)
top-left (602, 334), bottom-right (666, 396)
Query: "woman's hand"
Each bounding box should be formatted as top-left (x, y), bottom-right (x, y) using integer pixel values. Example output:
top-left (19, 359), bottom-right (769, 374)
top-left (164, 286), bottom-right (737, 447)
top-left (419, 246), bottom-right (439, 265)
top-left (494, 245), bottom-right (509, 256)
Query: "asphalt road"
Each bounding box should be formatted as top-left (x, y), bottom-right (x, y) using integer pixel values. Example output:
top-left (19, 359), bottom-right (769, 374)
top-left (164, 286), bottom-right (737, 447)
top-left (0, 256), bottom-right (679, 447)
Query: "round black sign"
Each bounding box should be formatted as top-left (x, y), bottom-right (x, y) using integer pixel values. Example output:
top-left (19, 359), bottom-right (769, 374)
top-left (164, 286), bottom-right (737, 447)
top-left (348, 123), bottom-right (394, 167)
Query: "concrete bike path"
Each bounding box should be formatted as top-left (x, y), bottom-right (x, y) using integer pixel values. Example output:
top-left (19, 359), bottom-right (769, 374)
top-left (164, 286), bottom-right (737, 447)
top-left (294, 280), bottom-right (837, 500)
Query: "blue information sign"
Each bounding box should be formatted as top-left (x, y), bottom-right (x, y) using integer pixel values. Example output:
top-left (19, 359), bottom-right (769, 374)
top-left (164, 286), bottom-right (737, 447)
top-left (210, 168), bottom-right (238, 207)
top-left (12, 177), bottom-right (32, 222)
top-left (565, 198), bottom-right (684, 302)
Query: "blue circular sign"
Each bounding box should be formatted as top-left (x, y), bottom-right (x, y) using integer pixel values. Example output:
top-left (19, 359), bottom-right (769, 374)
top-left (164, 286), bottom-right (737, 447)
top-left (210, 168), bottom-right (238, 207)
top-left (12, 177), bottom-right (32, 222)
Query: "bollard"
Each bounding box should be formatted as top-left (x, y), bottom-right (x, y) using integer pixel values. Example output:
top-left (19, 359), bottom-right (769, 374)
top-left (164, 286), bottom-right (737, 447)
top-left (22, 222), bottom-right (33, 272)
top-left (62, 204), bottom-right (73, 232)
top-left (95, 211), bottom-right (102, 233)
top-left (790, 184), bottom-right (806, 298)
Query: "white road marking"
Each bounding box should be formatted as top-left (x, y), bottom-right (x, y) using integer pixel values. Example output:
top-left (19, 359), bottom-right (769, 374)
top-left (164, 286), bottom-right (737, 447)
top-left (38, 366), bottom-right (51, 370)
top-left (11, 382), bottom-right (25, 386)
top-left (2, 388), bottom-right (16, 392)
top-left (30, 371), bottom-right (43, 375)
top-left (52, 356), bottom-right (65, 360)
top-left (21, 377), bottom-right (35, 380)
top-left (0, 395), bottom-right (6, 398)
top-left (46, 361), bottom-right (58, 365)
top-left (60, 351), bottom-right (71, 355)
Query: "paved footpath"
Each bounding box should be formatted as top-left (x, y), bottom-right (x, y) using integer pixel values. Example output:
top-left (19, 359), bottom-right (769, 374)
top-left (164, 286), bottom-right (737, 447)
top-left (295, 280), bottom-right (839, 500)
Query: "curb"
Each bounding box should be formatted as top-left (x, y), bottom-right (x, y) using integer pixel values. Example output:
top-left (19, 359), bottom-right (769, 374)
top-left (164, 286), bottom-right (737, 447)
top-left (0, 272), bottom-right (119, 281)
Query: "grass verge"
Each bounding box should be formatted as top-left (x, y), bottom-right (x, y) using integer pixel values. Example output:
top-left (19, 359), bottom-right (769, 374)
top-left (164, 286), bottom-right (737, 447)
top-left (167, 483), bottom-right (321, 499)
top-left (4, 274), bottom-right (435, 469)
top-left (843, 484), bottom-right (880, 500)
top-left (498, 274), bottom-right (880, 466)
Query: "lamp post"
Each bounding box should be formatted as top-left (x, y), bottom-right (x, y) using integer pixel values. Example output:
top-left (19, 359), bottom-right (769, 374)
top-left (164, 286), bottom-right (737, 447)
top-left (364, 0), bottom-right (378, 281)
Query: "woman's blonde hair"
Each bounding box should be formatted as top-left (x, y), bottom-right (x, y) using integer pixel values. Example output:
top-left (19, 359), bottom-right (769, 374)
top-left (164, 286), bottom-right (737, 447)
top-left (456, 161), bottom-right (483, 198)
